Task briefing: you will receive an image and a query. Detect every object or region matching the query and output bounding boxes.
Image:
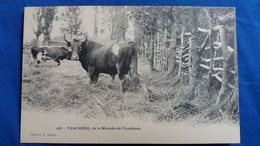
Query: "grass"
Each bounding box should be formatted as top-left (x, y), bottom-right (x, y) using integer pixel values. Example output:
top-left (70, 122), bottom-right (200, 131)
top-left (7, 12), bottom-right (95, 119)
top-left (21, 46), bottom-right (239, 125)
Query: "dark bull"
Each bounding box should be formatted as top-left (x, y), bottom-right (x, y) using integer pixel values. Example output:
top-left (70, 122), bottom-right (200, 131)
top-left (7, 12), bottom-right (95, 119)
top-left (64, 35), bottom-right (136, 92)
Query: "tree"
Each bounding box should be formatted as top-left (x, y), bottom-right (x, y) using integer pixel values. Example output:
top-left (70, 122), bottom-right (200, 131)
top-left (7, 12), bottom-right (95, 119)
top-left (94, 6), bottom-right (98, 39)
top-left (33, 7), bottom-right (57, 44)
top-left (32, 8), bottom-right (44, 40)
top-left (112, 6), bottom-right (128, 40)
top-left (42, 7), bottom-right (57, 43)
top-left (92, 6), bottom-right (114, 41)
top-left (131, 6), bottom-right (163, 71)
top-left (60, 6), bottom-right (82, 38)
top-left (166, 23), bottom-right (178, 75)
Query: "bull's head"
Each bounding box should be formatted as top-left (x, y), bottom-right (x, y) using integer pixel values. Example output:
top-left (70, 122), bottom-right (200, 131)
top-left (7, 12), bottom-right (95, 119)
top-left (64, 35), bottom-right (87, 61)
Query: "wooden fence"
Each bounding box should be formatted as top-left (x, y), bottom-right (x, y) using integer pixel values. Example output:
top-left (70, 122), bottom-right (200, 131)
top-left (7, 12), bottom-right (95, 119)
top-left (139, 23), bottom-right (237, 104)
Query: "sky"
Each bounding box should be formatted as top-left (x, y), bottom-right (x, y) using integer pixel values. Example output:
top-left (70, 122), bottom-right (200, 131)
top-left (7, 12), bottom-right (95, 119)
top-left (23, 6), bottom-right (134, 44)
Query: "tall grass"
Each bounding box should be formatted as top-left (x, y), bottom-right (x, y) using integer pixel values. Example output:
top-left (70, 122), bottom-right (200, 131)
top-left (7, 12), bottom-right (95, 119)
top-left (22, 46), bottom-right (239, 125)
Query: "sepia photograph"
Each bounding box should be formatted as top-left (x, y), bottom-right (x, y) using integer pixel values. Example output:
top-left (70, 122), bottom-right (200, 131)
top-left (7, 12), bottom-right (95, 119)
top-left (21, 6), bottom-right (240, 143)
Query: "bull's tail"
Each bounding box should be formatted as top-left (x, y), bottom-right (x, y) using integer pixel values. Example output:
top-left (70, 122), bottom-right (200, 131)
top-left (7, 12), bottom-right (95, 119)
top-left (128, 41), bottom-right (137, 78)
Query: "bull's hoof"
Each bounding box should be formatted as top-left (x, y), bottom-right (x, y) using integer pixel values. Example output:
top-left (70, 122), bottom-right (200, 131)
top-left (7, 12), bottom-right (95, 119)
top-left (122, 88), bottom-right (126, 92)
top-left (90, 81), bottom-right (97, 84)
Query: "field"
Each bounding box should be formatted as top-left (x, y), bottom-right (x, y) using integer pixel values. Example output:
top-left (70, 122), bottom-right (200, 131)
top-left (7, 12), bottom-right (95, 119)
top-left (21, 46), bottom-right (239, 125)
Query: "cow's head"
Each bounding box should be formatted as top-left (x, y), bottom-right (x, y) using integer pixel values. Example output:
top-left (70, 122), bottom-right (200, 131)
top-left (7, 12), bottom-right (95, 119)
top-left (64, 35), bottom-right (87, 61)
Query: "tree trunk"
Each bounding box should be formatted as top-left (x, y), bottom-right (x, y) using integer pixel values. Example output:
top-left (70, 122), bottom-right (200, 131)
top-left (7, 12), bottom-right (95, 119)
top-left (189, 35), bottom-right (199, 84)
top-left (166, 23), bottom-right (178, 75)
top-left (150, 34), bottom-right (155, 71)
top-left (178, 26), bottom-right (185, 76)
top-left (163, 28), bottom-right (168, 70)
top-left (190, 39), bottom-right (199, 85)
top-left (216, 27), bottom-right (228, 105)
top-left (110, 6), bottom-right (114, 39)
top-left (157, 32), bottom-right (160, 68)
top-left (112, 7), bottom-right (128, 41)
top-left (207, 30), bottom-right (214, 77)
top-left (188, 37), bottom-right (192, 81)
top-left (190, 8), bottom-right (199, 85)
top-left (94, 6), bottom-right (98, 39)
top-left (43, 32), bottom-right (50, 46)
top-left (132, 48), bottom-right (138, 82)
top-left (204, 8), bottom-right (215, 83)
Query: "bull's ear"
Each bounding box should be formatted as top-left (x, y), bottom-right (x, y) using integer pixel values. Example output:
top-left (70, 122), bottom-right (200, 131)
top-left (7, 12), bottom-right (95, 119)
top-left (82, 36), bottom-right (88, 43)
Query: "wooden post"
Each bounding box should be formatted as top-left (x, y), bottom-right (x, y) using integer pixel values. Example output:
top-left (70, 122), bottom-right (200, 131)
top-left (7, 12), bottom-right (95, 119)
top-left (164, 28), bottom-right (168, 70)
top-left (144, 42), bottom-right (147, 57)
top-left (216, 26), bottom-right (228, 104)
top-left (157, 32), bottom-right (160, 68)
top-left (181, 26), bottom-right (184, 46)
top-left (188, 37), bottom-right (192, 82)
top-left (150, 34), bottom-right (155, 71)
top-left (207, 28), bottom-right (215, 80)
top-left (178, 26), bottom-right (185, 76)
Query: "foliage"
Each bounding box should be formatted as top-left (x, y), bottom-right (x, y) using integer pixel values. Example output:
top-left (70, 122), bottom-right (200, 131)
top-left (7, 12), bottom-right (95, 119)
top-left (111, 7), bottom-right (129, 40)
top-left (60, 6), bottom-right (83, 37)
top-left (33, 7), bottom-right (57, 42)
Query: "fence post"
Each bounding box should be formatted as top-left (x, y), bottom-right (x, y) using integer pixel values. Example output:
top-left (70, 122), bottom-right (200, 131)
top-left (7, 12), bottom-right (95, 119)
top-left (188, 37), bottom-right (192, 82)
top-left (164, 28), bottom-right (168, 70)
top-left (178, 26), bottom-right (185, 76)
top-left (216, 26), bottom-right (228, 104)
top-left (207, 28), bottom-right (215, 81)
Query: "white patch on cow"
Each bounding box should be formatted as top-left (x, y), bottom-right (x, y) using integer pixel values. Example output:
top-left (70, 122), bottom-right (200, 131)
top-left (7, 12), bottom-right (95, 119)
top-left (42, 50), bottom-right (47, 55)
top-left (36, 52), bottom-right (43, 63)
top-left (112, 44), bottom-right (120, 55)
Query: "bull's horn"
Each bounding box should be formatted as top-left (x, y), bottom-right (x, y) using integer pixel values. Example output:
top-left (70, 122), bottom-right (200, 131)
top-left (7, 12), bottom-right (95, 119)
top-left (64, 34), bottom-right (71, 43)
top-left (83, 35), bottom-right (88, 43)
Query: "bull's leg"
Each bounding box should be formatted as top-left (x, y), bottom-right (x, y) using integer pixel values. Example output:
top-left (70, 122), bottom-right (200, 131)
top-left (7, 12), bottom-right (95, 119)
top-left (110, 75), bottom-right (115, 82)
top-left (129, 69), bottom-right (132, 78)
top-left (88, 66), bottom-right (96, 84)
top-left (89, 74), bottom-right (95, 84)
top-left (116, 63), bottom-right (120, 76)
top-left (120, 75), bottom-right (126, 92)
top-left (55, 58), bottom-right (61, 66)
top-left (37, 60), bottom-right (41, 68)
top-left (93, 74), bottom-right (99, 84)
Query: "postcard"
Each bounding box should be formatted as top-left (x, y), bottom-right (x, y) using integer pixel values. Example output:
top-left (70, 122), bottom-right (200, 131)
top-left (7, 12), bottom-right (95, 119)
top-left (21, 6), bottom-right (239, 144)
